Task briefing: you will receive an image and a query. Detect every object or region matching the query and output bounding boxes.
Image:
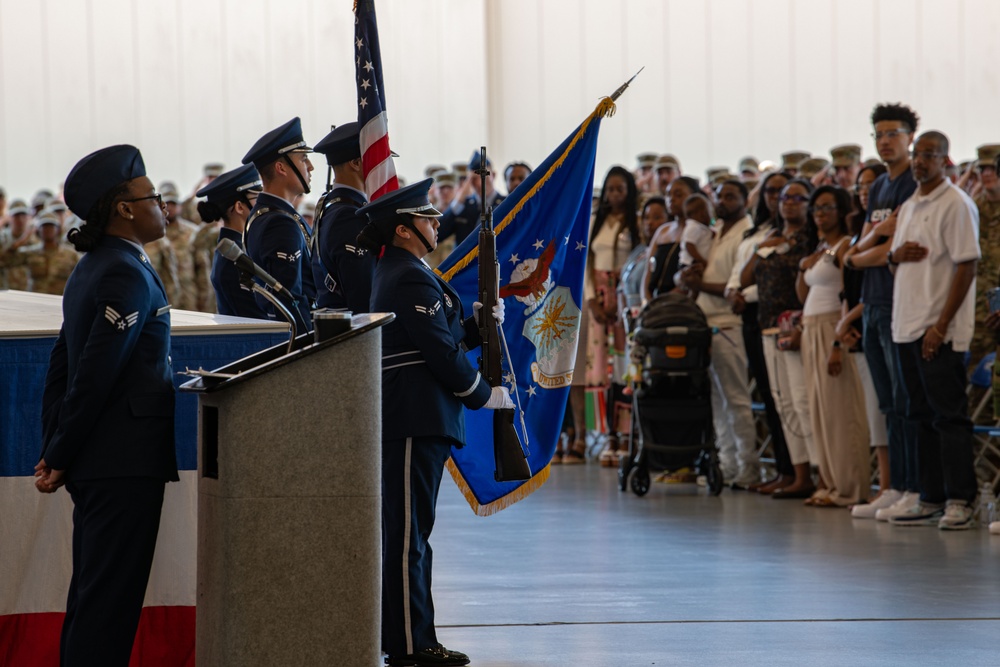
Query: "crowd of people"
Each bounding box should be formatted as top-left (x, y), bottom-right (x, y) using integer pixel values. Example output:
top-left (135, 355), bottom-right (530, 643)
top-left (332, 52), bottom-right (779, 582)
top-left (552, 102), bottom-right (999, 535)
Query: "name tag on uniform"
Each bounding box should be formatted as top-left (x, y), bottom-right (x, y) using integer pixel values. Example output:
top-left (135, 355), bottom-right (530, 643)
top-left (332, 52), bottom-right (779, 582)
top-left (155, 305), bottom-right (171, 317)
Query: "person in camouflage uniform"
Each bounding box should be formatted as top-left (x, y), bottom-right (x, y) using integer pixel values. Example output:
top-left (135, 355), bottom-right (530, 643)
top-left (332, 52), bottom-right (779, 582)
top-left (0, 199), bottom-right (36, 290)
top-left (160, 181), bottom-right (199, 311)
top-left (970, 144), bottom-right (1000, 366)
top-left (20, 213), bottom-right (80, 294)
top-left (192, 219), bottom-right (220, 312)
top-left (144, 235), bottom-right (182, 306)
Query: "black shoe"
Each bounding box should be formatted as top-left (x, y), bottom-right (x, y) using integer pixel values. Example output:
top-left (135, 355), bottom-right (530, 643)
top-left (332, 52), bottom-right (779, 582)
top-left (386, 644), bottom-right (471, 666)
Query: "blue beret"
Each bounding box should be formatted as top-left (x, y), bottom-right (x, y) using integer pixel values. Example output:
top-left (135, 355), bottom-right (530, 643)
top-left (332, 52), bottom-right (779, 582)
top-left (242, 117), bottom-right (312, 169)
top-left (64, 145), bottom-right (146, 219)
top-left (314, 122), bottom-right (361, 165)
top-left (197, 164), bottom-right (262, 207)
top-left (357, 178), bottom-right (441, 229)
top-left (468, 150), bottom-right (492, 172)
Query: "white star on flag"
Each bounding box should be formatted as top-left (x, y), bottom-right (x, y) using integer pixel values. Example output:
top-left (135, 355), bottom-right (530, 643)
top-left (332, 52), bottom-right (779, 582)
top-left (360, 97), bottom-right (368, 108)
top-left (527, 385), bottom-right (537, 396)
top-left (361, 79), bottom-right (371, 90)
top-left (356, 37), bottom-right (363, 49)
top-left (564, 236), bottom-right (570, 245)
top-left (575, 240), bottom-right (586, 251)
top-left (533, 239), bottom-right (545, 250)
top-left (364, 60), bottom-right (374, 72)
top-left (508, 253), bottom-right (520, 264)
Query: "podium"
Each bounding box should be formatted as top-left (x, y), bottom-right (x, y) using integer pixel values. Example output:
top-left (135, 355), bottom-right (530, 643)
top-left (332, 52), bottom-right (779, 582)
top-left (181, 312), bottom-right (394, 667)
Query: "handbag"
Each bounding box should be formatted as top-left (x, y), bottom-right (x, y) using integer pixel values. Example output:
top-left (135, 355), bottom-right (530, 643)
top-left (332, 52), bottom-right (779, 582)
top-left (776, 309), bottom-right (803, 351)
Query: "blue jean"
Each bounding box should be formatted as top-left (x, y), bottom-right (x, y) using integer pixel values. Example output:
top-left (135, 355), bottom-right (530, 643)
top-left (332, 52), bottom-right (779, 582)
top-left (862, 304), bottom-right (918, 492)
top-left (894, 339), bottom-right (978, 504)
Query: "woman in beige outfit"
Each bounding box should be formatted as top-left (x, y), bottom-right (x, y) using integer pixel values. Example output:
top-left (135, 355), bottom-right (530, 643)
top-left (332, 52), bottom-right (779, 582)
top-left (796, 185), bottom-right (871, 507)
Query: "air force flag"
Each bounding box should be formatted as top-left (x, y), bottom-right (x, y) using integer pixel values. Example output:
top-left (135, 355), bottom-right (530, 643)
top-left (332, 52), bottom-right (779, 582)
top-left (436, 98), bottom-right (615, 515)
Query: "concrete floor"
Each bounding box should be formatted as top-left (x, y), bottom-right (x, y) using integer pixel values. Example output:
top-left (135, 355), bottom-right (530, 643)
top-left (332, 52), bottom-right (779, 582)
top-left (426, 464), bottom-right (1000, 667)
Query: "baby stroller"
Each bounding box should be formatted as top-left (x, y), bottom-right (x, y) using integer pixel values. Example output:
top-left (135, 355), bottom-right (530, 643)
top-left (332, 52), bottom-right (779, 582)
top-left (618, 292), bottom-right (724, 496)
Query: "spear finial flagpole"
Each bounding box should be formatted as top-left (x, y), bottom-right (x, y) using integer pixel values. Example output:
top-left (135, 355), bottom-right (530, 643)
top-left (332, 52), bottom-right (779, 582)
top-left (597, 67), bottom-right (644, 118)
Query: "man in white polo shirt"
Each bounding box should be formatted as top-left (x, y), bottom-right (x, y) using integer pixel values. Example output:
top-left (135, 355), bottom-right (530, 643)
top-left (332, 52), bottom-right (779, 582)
top-left (687, 180), bottom-right (758, 488)
top-left (887, 130), bottom-right (980, 530)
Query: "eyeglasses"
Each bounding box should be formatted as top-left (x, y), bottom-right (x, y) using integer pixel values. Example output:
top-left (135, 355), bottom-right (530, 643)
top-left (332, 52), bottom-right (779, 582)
top-left (779, 194), bottom-right (809, 203)
top-left (853, 183), bottom-right (872, 193)
top-left (871, 128), bottom-right (910, 142)
top-left (910, 150), bottom-right (944, 161)
top-left (810, 204), bottom-right (838, 214)
top-left (122, 193), bottom-right (164, 206)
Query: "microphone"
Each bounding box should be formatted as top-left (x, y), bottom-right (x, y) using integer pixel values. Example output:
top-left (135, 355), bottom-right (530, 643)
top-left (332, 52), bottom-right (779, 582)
top-left (216, 238), bottom-right (295, 302)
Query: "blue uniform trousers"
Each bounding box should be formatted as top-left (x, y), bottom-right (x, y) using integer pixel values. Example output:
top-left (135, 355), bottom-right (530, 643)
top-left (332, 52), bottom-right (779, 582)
top-left (381, 437), bottom-right (453, 657)
top-left (61, 478), bottom-right (165, 667)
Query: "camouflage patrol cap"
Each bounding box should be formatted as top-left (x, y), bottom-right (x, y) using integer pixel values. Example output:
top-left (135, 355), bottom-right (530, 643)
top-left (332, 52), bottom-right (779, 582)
top-left (424, 164), bottom-right (447, 178)
top-left (8, 199), bottom-right (30, 216)
top-left (830, 144), bottom-right (862, 168)
top-left (35, 212), bottom-right (60, 227)
top-left (636, 152), bottom-right (658, 169)
top-left (655, 154), bottom-right (680, 171)
top-left (976, 144), bottom-right (1000, 168)
top-left (781, 151), bottom-right (811, 170)
top-left (434, 171), bottom-right (457, 187)
top-left (705, 166), bottom-right (728, 182)
top-left (738, 156), bottom-right (760, 175)
top-left (798, 157), bottom-right (830, 180)
top-left (711, 171), bottom-right (736, 186)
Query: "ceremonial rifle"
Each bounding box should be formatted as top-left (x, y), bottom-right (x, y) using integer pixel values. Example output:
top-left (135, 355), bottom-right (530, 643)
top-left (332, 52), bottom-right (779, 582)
top-left (475, 146), bottom-right (531, 482)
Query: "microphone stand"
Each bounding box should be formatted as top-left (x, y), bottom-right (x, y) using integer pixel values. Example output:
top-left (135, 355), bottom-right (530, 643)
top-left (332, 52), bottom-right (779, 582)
top-left (240, 272), bottom-right (298, 354)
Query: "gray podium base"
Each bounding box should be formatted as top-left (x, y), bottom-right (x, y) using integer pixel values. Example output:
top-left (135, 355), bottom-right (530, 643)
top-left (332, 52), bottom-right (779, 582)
top-left (195, 331), bottom-right (382, 666)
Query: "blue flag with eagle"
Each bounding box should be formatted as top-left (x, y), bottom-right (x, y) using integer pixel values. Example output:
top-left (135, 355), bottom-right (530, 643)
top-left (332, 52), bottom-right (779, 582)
top-left (436, 97), bottom-right (617, 515)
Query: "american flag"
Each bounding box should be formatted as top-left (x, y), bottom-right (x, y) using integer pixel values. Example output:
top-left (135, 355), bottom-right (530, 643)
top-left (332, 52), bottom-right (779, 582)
top-left (355, 0), bottom-right (399, 201)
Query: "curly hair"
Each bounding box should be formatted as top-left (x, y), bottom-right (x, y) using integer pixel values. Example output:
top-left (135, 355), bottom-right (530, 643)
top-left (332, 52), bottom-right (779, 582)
top-left (871, 103), bottom-right (919, 133)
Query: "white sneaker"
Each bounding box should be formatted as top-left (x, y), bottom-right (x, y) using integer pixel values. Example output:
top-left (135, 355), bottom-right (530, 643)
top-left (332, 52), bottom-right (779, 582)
top-left (889, 502), bottom-right (945, 527)
top-left (990, 521), bottom-right (1000, 535)
top-left (851, 489), bottom-right (903, 519)
top-left (938, 501), bottom-right (975, 531)
top-left (875, 491), bottom-right (920, 522)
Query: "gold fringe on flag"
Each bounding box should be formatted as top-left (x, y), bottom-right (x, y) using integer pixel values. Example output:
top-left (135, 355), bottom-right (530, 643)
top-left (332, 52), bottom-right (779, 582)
top-left (446, 457), bottom-right (552, 517)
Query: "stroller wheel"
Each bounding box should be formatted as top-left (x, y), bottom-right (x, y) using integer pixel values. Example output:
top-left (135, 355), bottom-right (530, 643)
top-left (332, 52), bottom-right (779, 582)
top-left (706, 459), bottom-right (724, 496)
top-left (629, 467), bottom-right (650, 496)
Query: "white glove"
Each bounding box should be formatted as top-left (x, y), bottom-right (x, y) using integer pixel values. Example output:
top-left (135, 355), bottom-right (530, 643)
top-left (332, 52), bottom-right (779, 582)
top-left (484, 385), bottom-right (515, 410)
top-left (473, 299), bottom-right (506, 325)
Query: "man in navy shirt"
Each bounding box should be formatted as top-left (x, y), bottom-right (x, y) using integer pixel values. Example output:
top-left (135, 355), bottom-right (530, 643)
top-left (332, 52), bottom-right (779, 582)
top-left (845, 103), bottom-right (920, 520)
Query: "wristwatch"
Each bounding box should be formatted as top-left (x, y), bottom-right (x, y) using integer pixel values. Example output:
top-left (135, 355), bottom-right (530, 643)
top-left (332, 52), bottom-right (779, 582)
top-left (886, 249), bottom-right (897, 266)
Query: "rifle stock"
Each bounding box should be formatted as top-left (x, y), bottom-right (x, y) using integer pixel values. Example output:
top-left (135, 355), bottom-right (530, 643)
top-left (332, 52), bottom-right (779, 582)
top-left (475, 146), bottom-right (531, 482)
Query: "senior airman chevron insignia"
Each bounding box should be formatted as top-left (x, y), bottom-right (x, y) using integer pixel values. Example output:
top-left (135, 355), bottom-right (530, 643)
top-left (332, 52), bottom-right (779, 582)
top-left (414, 301), bottom-right (442, 317)
top-left (344, 244), bottom-right (367, 256)
top-left (276, 250), bottom-right (302, 262)
top-left (104, 306), bottom-right (139, 331)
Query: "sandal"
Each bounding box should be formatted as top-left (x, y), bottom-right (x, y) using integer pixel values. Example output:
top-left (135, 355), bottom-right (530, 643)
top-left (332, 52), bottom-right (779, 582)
top-left (563, 442), bottom-right (587, 465)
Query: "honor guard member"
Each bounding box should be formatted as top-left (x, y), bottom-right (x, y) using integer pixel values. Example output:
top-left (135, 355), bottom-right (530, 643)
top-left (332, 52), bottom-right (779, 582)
top-left (356, 178), bottom-right (512, 667)
top-left (437, 150), bottom-right (504, 246)
top-left (36, 145), bottom-right (178, 666)
top-left (310, 122), bottom-right (374, 313)
top-left (241, 117), bottom-right (317, 331)
top-left (197, 164), bottom-right (267, 319)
